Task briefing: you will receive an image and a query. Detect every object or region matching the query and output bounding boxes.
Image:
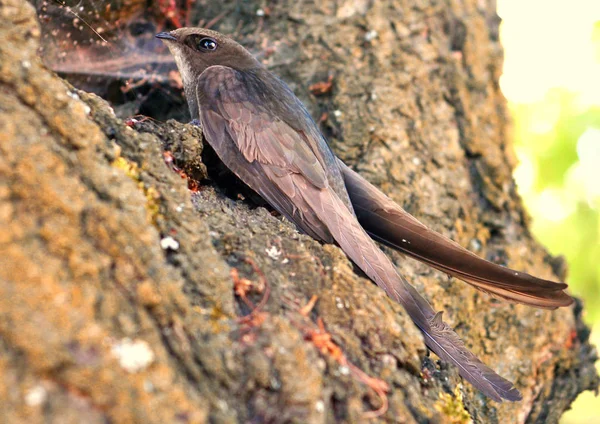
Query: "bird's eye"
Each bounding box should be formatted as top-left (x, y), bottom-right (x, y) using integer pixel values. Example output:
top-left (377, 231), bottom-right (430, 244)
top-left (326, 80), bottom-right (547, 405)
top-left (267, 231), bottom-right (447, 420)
top-left (197, 37), bottom-right (217, 52)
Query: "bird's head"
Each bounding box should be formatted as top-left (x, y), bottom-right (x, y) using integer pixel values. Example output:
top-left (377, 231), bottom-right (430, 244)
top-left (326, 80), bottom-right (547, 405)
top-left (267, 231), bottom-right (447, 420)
top-left (156, 28), bottom-right (260, 85)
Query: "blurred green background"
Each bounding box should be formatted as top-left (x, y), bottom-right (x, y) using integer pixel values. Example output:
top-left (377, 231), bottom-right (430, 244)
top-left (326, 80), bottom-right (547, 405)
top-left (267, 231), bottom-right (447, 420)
top-left (498, 1), bottom-right (600, 422)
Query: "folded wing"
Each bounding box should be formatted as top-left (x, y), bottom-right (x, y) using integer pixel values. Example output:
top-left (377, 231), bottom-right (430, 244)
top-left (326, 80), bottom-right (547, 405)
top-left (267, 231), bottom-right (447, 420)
top-left (196, 64), bottom-right (522, 401)
top-left (338, 160), bottom-right (573, 309)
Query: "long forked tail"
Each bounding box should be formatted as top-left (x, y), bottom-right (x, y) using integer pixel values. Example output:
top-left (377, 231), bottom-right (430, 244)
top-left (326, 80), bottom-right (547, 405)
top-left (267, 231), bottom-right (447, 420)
top-left (301, 181), bottom-right (522, 402)
top-left (338, 160), bottom-right (573, 310)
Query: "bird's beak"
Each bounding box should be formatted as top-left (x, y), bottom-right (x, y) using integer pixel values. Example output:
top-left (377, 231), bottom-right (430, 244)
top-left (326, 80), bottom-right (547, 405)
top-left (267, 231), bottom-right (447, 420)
top-left (155, 32), bottom-right (178, 42)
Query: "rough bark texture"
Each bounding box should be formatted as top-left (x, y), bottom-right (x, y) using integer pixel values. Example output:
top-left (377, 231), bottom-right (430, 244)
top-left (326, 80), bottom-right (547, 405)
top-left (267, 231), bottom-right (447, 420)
top-left (1, 1), bottom-right (597, 423)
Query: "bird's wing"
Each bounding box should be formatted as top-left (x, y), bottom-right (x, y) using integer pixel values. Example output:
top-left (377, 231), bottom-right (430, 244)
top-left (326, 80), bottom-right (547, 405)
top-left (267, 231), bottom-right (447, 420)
top-left (338, 160), bottom-right (573, 309)
top-left (196, 65), bottom-right (521, 402)
top-left (197, 65), bottom-right (334, 242)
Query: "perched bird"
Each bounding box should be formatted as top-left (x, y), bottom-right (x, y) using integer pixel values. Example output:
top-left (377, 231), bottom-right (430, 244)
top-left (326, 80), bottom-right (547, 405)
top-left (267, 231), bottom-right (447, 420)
top-left (157, 27), bottom-right (573, 402)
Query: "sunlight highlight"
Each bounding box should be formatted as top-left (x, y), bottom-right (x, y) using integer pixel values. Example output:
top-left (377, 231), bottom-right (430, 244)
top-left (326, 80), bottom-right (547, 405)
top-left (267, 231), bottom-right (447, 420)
top-left (498, 1), bottom-right (600, 421)
top-left (499, 0), bottom-right (600, 105)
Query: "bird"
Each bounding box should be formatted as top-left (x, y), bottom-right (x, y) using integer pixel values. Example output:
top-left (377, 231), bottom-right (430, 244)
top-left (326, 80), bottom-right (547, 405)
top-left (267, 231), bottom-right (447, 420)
top-left (156, 27), bottom-right (573, 402)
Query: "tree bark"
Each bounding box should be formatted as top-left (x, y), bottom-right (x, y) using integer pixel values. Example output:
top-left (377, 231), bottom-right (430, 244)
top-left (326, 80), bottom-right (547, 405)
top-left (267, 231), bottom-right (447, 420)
top-left (1, 1), bottom-right (597, 423)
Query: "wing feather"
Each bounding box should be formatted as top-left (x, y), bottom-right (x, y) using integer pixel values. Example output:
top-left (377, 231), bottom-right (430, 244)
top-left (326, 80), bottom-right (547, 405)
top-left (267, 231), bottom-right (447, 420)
top-left (195, 65), bottom-right (521, 402)
top-left (338, 160), bottom-right (573, 309)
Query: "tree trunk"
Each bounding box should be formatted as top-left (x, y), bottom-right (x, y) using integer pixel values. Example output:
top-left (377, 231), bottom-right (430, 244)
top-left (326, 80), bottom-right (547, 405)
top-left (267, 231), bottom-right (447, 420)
top-left (1, 1), bottom-right (597, 423)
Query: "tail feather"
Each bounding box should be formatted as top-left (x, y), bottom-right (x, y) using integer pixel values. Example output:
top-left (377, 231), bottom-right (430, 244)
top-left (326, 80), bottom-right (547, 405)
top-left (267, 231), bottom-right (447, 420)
top-left (338, 160), bottom-right (573, 309)
top-left (424, 312), bottom-right (521, 402)
top-left (300, 180), bottom-right (522, 402)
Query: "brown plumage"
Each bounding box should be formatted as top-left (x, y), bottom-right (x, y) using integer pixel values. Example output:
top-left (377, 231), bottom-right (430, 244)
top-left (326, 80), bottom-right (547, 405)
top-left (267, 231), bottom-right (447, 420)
top-left (338, 161), bottom-right (573, 309)
top-left (157, 27), bottom-right (573, 402)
